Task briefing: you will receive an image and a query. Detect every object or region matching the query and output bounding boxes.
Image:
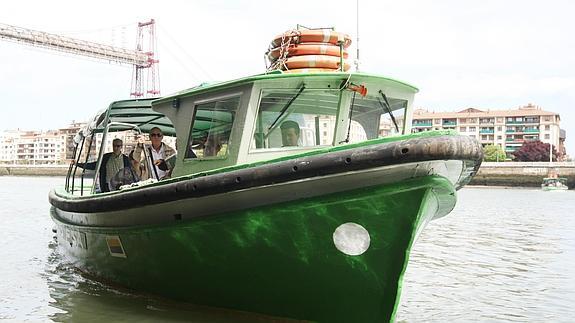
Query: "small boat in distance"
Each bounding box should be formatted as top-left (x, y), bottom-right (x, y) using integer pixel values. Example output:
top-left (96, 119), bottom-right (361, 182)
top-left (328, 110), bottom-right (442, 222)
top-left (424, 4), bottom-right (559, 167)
top-left (49, 27), bottom-right (483, 322)
top-left (541, 176), bottom-right (569, 191)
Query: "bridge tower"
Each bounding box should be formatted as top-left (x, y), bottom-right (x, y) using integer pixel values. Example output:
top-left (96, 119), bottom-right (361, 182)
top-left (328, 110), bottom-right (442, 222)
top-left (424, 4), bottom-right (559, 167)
top-left (130, 19), bottom-right (160, 98)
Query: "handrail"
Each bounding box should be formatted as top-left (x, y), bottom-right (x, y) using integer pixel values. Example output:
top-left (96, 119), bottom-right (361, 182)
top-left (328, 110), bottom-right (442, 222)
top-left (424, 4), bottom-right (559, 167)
top-left (70, 137), bottom-right (85, 195)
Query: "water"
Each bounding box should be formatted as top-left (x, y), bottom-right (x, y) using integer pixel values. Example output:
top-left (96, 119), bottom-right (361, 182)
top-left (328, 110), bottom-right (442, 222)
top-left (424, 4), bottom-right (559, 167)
top-left (1, 177), bottom-right (574, 322)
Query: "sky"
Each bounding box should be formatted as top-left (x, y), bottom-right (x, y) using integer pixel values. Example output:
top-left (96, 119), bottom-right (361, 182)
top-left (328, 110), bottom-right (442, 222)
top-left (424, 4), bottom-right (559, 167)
top-left (1, 0), bottom-right (574, 154)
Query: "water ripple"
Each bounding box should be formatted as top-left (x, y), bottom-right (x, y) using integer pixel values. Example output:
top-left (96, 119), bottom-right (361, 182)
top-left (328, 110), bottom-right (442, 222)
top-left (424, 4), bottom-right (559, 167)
top-left (397, 187), bottom-right (575, 322)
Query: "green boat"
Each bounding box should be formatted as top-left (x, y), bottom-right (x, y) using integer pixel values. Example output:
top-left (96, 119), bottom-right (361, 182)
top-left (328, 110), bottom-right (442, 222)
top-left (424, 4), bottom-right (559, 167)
top-left (49, 71), bottom-right (483, 322)
top-left (541, 177), bottom-right (569, 191)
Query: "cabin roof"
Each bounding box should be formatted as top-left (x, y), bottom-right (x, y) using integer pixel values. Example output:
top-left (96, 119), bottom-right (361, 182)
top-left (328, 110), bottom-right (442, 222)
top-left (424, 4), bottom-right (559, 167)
top-left (153, 71), bottom-right (419, 105)
top-left (80, 98), bottom-right (176, 138)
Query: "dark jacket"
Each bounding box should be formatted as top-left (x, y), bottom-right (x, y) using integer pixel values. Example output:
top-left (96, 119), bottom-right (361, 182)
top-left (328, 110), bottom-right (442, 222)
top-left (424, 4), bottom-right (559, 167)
top-left (77, 153), bottom-right (131, 192)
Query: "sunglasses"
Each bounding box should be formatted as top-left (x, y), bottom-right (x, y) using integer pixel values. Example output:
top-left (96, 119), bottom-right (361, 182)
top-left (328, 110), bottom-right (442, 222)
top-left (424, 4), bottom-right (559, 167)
top-left (150, 133), bottom-right (163, 137)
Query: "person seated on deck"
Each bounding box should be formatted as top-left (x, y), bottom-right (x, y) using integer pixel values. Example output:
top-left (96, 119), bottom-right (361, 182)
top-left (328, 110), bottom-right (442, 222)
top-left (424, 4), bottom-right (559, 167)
top-left (203, 133), bottom-right (223, 157)
top-left (280, 120), bottom-right (300, 147)
top-left (131, 127), bottom-right (176, 180)
top-left (72, 138), bottom-right (135, 192)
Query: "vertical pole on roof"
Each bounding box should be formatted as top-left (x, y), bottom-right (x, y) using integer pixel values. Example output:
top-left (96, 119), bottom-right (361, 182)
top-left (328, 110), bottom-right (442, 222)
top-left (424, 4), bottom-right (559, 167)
top-left (355, 0), bottom-right (360, 71)
top-left (338, 36), bottom-right (345, 72)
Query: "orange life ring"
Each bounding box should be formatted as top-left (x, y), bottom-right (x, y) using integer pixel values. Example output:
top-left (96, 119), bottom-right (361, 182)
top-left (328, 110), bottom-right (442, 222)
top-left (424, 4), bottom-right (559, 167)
top-left (271, 30), bottom-right (352, 48)
top-left (281, 68), bottom-right (342, 74)
top-left (283, 55), bottom-right (351, 71)
top-left (267, 43), bottom-right (349, 61)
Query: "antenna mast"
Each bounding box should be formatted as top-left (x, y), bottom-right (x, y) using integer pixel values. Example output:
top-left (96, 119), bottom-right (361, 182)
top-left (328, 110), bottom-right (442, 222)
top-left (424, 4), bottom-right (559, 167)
top-left (355, 0), bottom-right (360, 71)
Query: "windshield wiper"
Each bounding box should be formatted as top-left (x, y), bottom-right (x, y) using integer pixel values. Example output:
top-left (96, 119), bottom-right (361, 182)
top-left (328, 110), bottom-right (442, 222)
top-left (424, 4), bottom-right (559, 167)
top-left (267, 84), bottom-right (306, 132)
top-left (340, 91), bottom-right (357, 144)
top-left (378, 90), bottom-right (400, 133)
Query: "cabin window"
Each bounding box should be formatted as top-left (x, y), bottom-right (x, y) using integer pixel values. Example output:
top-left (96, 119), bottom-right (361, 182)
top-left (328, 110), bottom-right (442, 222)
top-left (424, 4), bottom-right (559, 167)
top-left (185, 96), bottom-right (240, 159)
top-left (252, 89), bottom-right (340, 149)
top-left (346, 94), bottom-right (407, 143)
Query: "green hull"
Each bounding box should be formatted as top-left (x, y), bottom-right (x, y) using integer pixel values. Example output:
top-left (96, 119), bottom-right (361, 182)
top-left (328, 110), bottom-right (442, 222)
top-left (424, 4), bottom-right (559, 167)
top-left (52, 175), bottom-right (455, 322)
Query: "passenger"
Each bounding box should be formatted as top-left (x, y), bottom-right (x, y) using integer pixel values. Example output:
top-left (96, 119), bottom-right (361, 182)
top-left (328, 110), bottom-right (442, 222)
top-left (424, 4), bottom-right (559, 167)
top-left (73, 138), bottom-right (133, 192)
top-left (280, 120), bottom-right (300, 147)
top-left (203, 133), bottom-right (223, 157)
top-left (131, 127), bottom-right (176, 180)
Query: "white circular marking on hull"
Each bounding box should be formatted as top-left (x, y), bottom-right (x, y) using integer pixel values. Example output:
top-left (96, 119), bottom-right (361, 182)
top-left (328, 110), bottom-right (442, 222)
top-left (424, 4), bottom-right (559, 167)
top-left (333, 222), bottom-right (371, 256)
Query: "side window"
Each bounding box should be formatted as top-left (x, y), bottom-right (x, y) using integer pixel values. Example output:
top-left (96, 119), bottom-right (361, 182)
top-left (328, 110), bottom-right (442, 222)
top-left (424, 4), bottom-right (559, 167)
top-left (349, 94), bottom-right (407, 142)
top-left (252, 89), bottom-right (340, 149)
top-left (185, 96), bottom-right (240, 159)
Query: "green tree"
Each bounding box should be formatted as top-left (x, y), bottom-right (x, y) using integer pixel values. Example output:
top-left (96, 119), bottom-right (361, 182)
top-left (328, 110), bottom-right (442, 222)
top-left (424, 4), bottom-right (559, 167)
top-left (483, 144), bottom-right (507, 162)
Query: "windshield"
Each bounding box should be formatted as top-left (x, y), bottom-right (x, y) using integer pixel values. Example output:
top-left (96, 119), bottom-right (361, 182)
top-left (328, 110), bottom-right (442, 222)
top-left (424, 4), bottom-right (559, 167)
top-left (252, 88), bottom-right (340, 149)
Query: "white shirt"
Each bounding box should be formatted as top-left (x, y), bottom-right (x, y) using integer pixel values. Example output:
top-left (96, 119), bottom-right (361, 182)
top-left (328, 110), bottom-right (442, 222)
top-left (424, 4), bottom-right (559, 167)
top-left (148, 143), bottom-right (167, 179)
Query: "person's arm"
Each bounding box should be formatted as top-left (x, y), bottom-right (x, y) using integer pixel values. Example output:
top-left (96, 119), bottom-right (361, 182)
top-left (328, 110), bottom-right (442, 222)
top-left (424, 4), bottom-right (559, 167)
top-left (74, 160), bottom-right (97, 170)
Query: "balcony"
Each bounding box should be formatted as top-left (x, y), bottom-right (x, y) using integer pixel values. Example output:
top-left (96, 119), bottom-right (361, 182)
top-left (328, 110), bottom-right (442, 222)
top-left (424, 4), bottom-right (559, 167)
top-left (442, 121), bottom-right (457, 126)
top-left (506, 129), bottom-right (515, 133)
top-left (506, 120), bottom-right (524, 124)
top-left (524, 128), bottom-right (539, 133)
top-left (479, 129), bottom-right (494, 134)
top-left (412, 121), bottom-right (432, 127)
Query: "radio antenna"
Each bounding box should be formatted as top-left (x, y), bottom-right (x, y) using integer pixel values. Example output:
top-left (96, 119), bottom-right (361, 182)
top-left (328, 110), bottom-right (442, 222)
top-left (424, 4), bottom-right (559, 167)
top-left (355, 0), bottom-right (360, 71)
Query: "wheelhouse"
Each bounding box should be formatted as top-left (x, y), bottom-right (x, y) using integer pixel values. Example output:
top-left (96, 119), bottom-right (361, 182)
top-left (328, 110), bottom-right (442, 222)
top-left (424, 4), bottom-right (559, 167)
top-left (153, 72), bottom-right (418, 177)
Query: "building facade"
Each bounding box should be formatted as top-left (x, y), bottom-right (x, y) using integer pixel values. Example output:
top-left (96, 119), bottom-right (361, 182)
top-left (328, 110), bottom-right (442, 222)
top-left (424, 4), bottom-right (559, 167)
top-left (411, 104), bottom-right (565, 159)
top-left (1, 129), bottom-right (67, 165)
top-left (1, 121), bottom-right (178, 165)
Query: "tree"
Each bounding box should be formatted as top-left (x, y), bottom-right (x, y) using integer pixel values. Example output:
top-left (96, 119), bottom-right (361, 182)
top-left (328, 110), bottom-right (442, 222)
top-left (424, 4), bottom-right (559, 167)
top-left (512, 140), bottom-right (557, 162)
top-left (483, 144), bottom-right (506, 162)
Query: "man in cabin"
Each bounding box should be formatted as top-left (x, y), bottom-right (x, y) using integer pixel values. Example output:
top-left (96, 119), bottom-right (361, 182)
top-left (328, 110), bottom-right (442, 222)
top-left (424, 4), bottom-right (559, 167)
top-left (73, 138), bottom-right (133, 192)
top-left (280, 120), bottom-right (300, 147)
top-left (131, 127), bottom-right (176, 180)
top-left (203, 132), bottom-right (223, 157)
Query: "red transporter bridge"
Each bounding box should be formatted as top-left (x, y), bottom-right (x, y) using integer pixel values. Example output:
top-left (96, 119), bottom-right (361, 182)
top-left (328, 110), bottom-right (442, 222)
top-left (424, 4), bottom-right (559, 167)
top-left (0, 19), bottom-right (160, 98)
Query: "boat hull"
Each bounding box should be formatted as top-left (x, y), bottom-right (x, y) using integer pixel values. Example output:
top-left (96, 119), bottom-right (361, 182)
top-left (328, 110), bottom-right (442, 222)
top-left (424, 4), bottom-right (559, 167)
top-left (52, 175), bottom-right (454, 322)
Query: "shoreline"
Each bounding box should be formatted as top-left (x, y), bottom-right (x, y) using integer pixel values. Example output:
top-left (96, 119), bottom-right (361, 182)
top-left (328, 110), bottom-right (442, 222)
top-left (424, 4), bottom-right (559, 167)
top-left (2, 165), bottom-right (573, 189)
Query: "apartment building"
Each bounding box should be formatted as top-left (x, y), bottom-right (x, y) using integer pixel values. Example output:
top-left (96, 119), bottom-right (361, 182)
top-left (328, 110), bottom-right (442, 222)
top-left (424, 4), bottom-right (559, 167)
top-left (1, 121), bottom-right (179, 165)
top-left (0, 129), bottom-right (66, 165)
top-left (411, 103), bottom-right (565, 158)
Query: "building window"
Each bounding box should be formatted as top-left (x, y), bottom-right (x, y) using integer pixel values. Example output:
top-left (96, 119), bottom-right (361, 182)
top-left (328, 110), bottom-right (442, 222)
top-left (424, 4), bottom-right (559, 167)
top-left (469, 127), bottom-right (476, 132)
top-left (545, 125), bottom-right (550, 130)
top-left (544, 134), bottom-right (550, 139)
top-left (497, 126), bottom-right (502, 131)
top-left (497, 135), bottom-right (502, 140)
top-left (434, 119), bottom-right (441, 124)
top-left (459, 127), bottom-right (466, 132)
top-left (459, 118), bottom-right (466, 123)
top-left (544, 117), bottom-right (550, 122)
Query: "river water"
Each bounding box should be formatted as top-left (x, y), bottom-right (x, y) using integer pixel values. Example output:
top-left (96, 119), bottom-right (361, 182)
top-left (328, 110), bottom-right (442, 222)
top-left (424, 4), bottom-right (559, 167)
top-left (1, 176), bottom-right (574, 322)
